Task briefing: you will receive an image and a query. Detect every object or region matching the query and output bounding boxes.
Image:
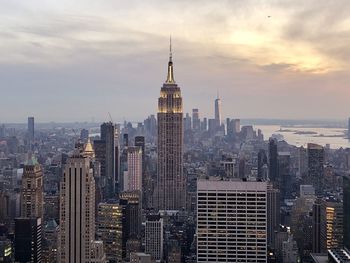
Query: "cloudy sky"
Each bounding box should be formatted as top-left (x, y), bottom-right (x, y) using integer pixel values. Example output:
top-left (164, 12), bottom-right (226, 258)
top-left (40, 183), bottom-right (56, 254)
top-left (1, 0), bottom-right (350, 122)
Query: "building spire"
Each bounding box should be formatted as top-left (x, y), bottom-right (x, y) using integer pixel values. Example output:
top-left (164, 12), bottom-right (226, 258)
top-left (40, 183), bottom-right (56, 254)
top-left (166, 35), bottom-right (175, 84)
top-left (169, 35), bottom-right (172, 62)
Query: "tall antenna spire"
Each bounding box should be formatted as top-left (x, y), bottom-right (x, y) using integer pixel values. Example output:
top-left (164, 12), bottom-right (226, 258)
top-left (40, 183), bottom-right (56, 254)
top-left (169, 35), bottom-right (172, 62)
top-left (166, 35), bottom-right (175, 84)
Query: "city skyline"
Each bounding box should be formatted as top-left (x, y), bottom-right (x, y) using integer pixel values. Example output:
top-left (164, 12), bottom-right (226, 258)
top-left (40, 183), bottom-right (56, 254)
top-left (1, 0), bottom-right (350, 122)
top-left (1, 2), bottom-right (350, 262)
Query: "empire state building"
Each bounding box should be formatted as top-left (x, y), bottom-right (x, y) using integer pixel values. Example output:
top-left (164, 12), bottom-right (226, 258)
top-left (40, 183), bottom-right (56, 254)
top-left (156, 41), bottom-right (185, 210)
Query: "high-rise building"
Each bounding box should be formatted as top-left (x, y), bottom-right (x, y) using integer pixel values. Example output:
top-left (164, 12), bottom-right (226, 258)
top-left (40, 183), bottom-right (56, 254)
top-left (214, 94), bottom-right (221, 128)
top-left (145, 215), bottom-right (163, 262)
top-left (58, 152), bottom-right (99, 263)
top-left (28, 116), bottom-right (34, 142)
top-left (120, 191), bottom-right (142, 259)
top-left (307, 143), bottom-right (324, 194)
top-left (207, 118), bottom-right (216, 136)
top-left (134, 136), bottom-right (145, 165)
top-left (348, 118), bottom-right (350, 139)
top-left (123, 147), bottom-right (142, 192)
top-left (184, 113), bottom-right (191, 131)
top-left (21, 163), bottom-right (43, 220)
top-left (323, 199), bottom-right (343, 249)
top-left (298, 146), bottom-right (308, 178)
top-left (197, 180), bottom-right (267, 262)
top-left (134, 136), bottom-right (146, 207)
top-left (278, 152), bottom-right (292, 200)
top-left (119, 191), bottom-right (142, 240)
top-left (97, 202), bottom-right (123, 263)
top-left (344, 175), bottom-right (350, 249)
top-left (233, 119), bottom-right (240, 134)
top-left (94, 122), bottom-right (116, 199)
top-left (269, 138), bottom-right (278, 183)
top-left (312, 198), bottom-right (326, 253)
top-left (15, 217), bottom-right (42, 263)
top-left (226, 118), bottom-right (233, 137)
top-left (156, 41), bottom-right (185, 210)
top-left (192, 109), bottom-right (200, 131)
top-left (267, 182), bottom-right (280, 248)
top-left (258, 149), bottom-right (268, 181)
top-left (201, 117), bottom-right (207, 131)
top-left (313, 198), bottom-right (344, 253)
top-left (101, 122), bottom-right (116, 198)
top-left (0, 124), bottom-right (5, 138)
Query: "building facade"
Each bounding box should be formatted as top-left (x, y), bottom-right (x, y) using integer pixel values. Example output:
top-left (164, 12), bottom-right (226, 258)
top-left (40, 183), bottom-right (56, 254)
top-left (124, 147), bottom-right (142, 192)
top-left (97, 202), bottom-right (123, 263)
top-left (58, 153), bottom-right (96, 263)
top-left (197, 180), bottom-right (267, 262)
top-left (21, 163), bottom-right (44, 220)
top-left (15, 217), bottom-right (42, 263)
top-left (145, 215), bottom-right (163, 262)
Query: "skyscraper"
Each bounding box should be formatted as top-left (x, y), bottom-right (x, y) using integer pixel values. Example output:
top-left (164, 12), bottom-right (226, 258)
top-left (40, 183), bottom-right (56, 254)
top-left (94, 122), bottom-right (116, 199)
top-left (278, 152), bottom-right (292, 200)
top-left (258, 149), bottom-right (268, 181)
top-left (59, 151), bottom-right (97, 263)
top-left (156, 41), bottom-right (185, 210)
top-left (214, 93), bottom-right (221, 128)
top-left (15, 217), bottom-right (42, 263)
top-left (101, 122), bottom-right (116, 198)
top-left (28, 116), bottom-right (34, 142)
top-left (119, 191), bottom-right (142, 259)
top-left (307, 143), bottom-right (324, 194)
top-left (123, 147), bottom-right (142, 192)
top-left (269, 138), bottom-right (278, 182)
top-left (192, 108), bottom-right (200, 131)
top-left (134, 136), bottom-right (145, 165)
top-left (145, 215), bottom-right (163, 262)
top-left (197, 180), bottom-right (267, 262)
top-left (323, 199), bottom-right (343, 249)
top-left (267, 182), bottom-right (280, 248)
top-left (313, 198), bottom-right (344, 253)
top-left (97, 202), bottom-right (123, 263)
top-left (21, 162), bottom-right (43, 220)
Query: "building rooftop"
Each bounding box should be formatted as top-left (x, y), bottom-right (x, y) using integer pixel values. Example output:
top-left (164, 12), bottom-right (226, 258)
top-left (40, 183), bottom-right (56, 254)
top-left (197, 179), bottom-right (267, 191)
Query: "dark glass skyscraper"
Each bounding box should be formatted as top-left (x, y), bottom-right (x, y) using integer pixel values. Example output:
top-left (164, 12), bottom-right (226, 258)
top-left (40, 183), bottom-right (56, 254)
top-left (95, 122), bottom-right (116, 199)
top-left (307, 143), bottom-right (324, 195)
top-left (15, 217), bottom-right (42, 263)
top-left (156, 42), bottom-right (185, 210)
top-left (269, 138), bottom-right (278, 182)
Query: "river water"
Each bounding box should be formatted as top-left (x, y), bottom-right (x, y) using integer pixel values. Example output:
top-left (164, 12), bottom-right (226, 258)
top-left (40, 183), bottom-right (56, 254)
top-left (255, 125), bottom-right (350, 149)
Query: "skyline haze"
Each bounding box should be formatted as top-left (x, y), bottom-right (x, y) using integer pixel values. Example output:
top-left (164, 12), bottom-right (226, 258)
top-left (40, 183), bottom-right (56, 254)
top-left (1, 0), bottom-right (350, 122)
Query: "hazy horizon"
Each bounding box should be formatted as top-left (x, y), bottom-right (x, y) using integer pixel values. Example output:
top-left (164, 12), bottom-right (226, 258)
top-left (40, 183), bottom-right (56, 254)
top-left (1, 0), bottom-right (350, 122)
